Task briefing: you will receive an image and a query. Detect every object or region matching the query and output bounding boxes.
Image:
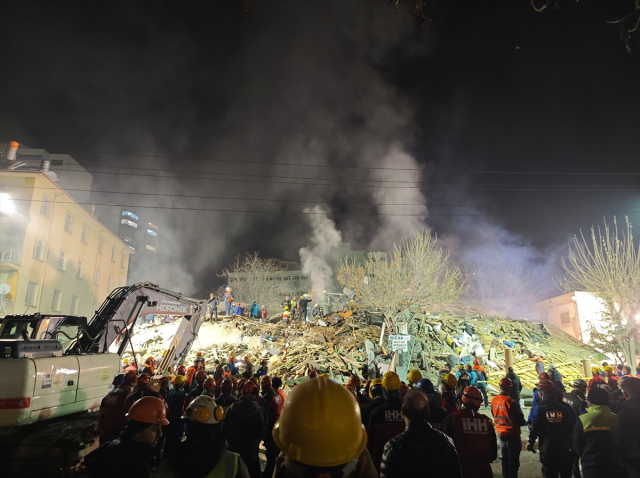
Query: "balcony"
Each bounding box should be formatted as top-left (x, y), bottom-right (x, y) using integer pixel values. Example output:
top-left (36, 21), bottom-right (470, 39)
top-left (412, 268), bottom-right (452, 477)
top-left (0, 248), bottom-right (22, 269)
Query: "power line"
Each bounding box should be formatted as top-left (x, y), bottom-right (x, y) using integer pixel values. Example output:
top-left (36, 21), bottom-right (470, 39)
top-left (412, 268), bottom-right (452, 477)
top-left (93, 151), bottom-right (640, 175)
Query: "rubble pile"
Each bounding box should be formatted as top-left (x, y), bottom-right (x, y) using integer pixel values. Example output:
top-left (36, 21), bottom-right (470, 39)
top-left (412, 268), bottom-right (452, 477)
top-left (127, 307), bottom-right (603, 388)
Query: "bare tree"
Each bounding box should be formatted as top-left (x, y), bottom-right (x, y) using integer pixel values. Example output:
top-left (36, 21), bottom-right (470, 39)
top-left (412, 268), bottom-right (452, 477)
top-left (219, 252), bottom-right (290, 315)
top-left (558, 217), bottom-right (640, 365)
top-left (336, 229), bottom-right (467, 330)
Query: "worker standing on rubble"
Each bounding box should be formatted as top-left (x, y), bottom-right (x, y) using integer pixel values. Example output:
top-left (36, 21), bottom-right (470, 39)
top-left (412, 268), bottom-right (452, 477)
top-left (163, 374), bottom-right (187, 459)
top-left (298, 293), bottom-right (311, 322)
top-left (282, 296), bottom-right (291, 312)
top-left (367, 371), bottom-right (406, 473)
top-left (207, 293), bottom-right (219, 322)
top-left (437, 364), bottom-right (453, 393)
top-left (442, 386), bottom-right (497, 478)
top-left (283, 306), bottom-right (291, 324)
top-left (260, 305), bottom-right (267, 321)
top-left (455, 365), bottom-right (473, 403)
top-left (531, 352), bottom-right (546, 375)
top-left (491, 378), bottom-right (526, 478)
top-left (98, 370), bottom-right (138, 443)
top-left (416, 378), bottom-right (448, 430)
top-left (249, 300), bottom-right (259, 318)
top-left (272, 377), bottom-right (377, 478)
top-left (290, 295), bottom-right (297, 321)
top-left (527, 379), bottom-right (575, 478)
top-left (85, 397), bottom-right (168, 478)
top-left (224, 287), bottom-right (234, 316)
top-left (441, 373), bottom-right (459, 415)
top-left (261, 375), bottom-right (284, 478)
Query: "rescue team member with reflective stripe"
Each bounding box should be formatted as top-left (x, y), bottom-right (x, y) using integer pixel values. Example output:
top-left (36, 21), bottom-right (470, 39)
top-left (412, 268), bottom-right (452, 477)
top-left (367, 371), bottom-right (406, 474)
top-left (573, 387), bottom-right (625, 478)
top-left (442, 386), bottom-right (497, 478)
top-left (491, 378), bottom-right (526, 478)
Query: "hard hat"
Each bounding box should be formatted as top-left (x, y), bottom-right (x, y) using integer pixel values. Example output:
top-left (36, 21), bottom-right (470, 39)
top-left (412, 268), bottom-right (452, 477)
top-left (244, 356), bottom-right (251, 362)
top-left (382, 371), bottom-right (401, 391)
top-left (534, 351), bottom-right (541, 356)
top-left (123, 358), bottom-right (129, 365)
top-left (573, 378), bottom-right (588, 389)
top-left (347, 374), bottom-right (361, 389)
top-left (369, 378), bottom-right (383, 398)
top-left (591, 366), bottom-right (600, 373)
top-left (407, 369), bottom-right (422, 384)
top-left (321, 373), bottom-right (330, 378)
top-left (124, 370), bottom-right (137, 383)
top-left (272, 377), bottom-right (367, 468)
top-left (443, 373), bottom-right (458, 388)
top-left (203, 378), bottom-right (215, 390)
top-left (284, 306), bottom-right (289, 310)
top-left (262, 375), bottom-right (272, 387)
top-left (539, 372), bottom-right (550, 380)
top-left (145, 356), bottom-right (154, 363)
top-left (226, 287), bottom-right (231, 291)
top-left (125, 396), bottom-right (169, 425)
top-left (137, 375), bottom-right (150, 385)
top-left (250, 377), bottom-right (259, 386)
top-left (183, 395), bottom-right (224, 424)
top-left (473, 358), bottom-right (480, 365)
top-left (537, 379), bottom-right (556, 393)
top-left (457, 364), bottom-right (464, 371)
top-left (242, 380), bottom-right (258, 396)
top-left (177, 365), bottom-right (186, 374)
top-left (416, 378), bottom-right (435, 395)
top-left (604, 365), bottom-right (614, 372)
top-left (548, 363), bottom-right (556, 370)
top-left (499, 377), bottom-right (513, 390)
top-left (173, 375), bottom-right (186, 385)
top-left (195, 370), bottom-right (207, 382)
top-left (221, 379), bottom-right (233, 394)
top-left (462, 387), bottom-right (483, 407)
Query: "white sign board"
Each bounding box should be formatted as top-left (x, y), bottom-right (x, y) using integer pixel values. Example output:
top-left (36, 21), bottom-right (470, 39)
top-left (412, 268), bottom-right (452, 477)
top-left (389, 334), bottom-right (411, 352)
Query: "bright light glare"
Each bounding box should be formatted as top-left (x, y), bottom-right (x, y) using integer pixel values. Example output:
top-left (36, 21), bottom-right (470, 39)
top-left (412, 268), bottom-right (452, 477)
top-left (0, 193), bottom-right (15, 213)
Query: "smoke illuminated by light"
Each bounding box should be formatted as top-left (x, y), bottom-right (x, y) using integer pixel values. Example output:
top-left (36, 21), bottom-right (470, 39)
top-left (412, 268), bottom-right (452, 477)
top-left (0, 193), bottom-right (15, 213)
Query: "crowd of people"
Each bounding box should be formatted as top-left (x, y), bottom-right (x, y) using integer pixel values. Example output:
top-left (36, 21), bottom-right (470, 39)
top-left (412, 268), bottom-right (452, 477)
top-left (87, 349), bottom-right (640, 478)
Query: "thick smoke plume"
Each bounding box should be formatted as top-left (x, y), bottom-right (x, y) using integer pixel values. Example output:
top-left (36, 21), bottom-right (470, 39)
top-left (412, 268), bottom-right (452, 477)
top-left (299, 206), bottom-right (342, 303)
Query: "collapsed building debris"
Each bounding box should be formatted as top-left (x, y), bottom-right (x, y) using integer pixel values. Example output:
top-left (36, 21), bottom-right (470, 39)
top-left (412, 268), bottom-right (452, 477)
top-left (126, 307), bottom-right (604, 389)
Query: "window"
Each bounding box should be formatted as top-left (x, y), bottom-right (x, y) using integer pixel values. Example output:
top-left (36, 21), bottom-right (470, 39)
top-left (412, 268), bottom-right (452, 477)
top-left (51, 159), bottom-right (64, 166)
top-left (147, 229), bottom-right (158, 237)
top-left (148, 222), bottom-right (158, 230)
top-left (146, 244), bottom-right (156, 252)
top-left (94, 269), bottom-right (100, 286)
top-left (121, 219), bottom-right (137, 228)
top-left (124, 236), bottom-right (134, 244)
top-left (121, 253), bottom-right (126, 268)
top-left (122, 211), bottom-right (139, 221)
top-left (81, 224), bottom-right (89, 243)
top-left (560, 312), bottom-right (572, 325)
top-left (64, 211), bottom-right (73, 232)
top-left (33, 237), bottom-right (45, 260)
top-left (77, 259), bottom-right (84, 278)
top-left (111, 246), bottom-right (116, 262)
top-left (58, 250), bottom-right (67, 271)
top-left (51, 290), bottom-right (62, 311)
top-left (40, 194), bottom-right (52, 217)
top-left (25, 282), bottom-right (38, 306)
top-left (98, 236), bottom-right (104, 253)
top-left (107, 276), bottom-right (112, 290)
top-left (70, 295), bottom-right (79, 315)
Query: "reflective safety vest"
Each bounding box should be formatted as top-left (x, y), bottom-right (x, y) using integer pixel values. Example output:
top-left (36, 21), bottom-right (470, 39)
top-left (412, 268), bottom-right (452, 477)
top-left (491, 394), bottom-right (520, 437)
top-left (204, 451), bottom-right (239, 478)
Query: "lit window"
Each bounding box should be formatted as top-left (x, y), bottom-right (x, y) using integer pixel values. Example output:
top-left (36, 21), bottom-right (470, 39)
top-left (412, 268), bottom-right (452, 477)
top-left (148, 222), bottom-right (158, 229)
top-left (95, 269), bottom-right (100, 286)
top-left (25, 282), bottom-right (38, 306)
top-left (64, 211), bottom-right (73, 232)
top-left (77, 259), bottom-right (84, 278)
top-left (99, 236), bottom-right (104, 253)
top-left (111, 246), bottom-right (116, 262)
top-left (81, 224), bottom-right (89, 243)
top-left (146, 244), bottom-right (156, 252)
top-left (122, 211), bottom-right (139, 220)
top-left (70, 295), bottom-right (79, 314)
top-left (120, 219), bottom-right (137, 228)
top-left (58, 250), bottom-right (66, 271)
top-left (33, 237), bottom-right (45, 260)
top-left (41, 194), bottom-right (52, 217)
top-left (51, 290), bottom-right (62, 311)
top-left (147, 229), bottom-right (158, 237)
top-left (107, 276), bottom-right (112, 290)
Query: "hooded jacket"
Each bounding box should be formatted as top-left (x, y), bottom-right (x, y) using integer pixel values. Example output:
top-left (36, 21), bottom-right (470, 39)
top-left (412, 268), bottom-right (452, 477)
top-left (222, 396), bottom-right (266, 453)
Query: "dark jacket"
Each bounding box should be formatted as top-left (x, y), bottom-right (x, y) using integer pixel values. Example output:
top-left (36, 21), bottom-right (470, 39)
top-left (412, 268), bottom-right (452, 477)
top-left (367, 396), bottom-right (405, 472)
top-left (506, 371), bottom-right (522, 401)
top-left (84, 435), bottom-right (155, 478)
top-left (222, 396), bottom-right (266, 453)
top-left (361, 396), bottom-right (385, 426)
top-left (380, 421), bottom-right (462, 478)
top-left (98, 386), bottom-right (131, 443)
top-left (562, 390), bottom-right (587, 417)
top-left (613, 397), bottom-right (640, 472)
top-left (165, 388), bottom-right (186, 433)
top-left (427, 401), bottom-right (449, 431)
top-left (528, 397), bottom-right (575, 459)
top-left (262, 387), bottom-right (284, 442)
top-left (573, 405), bottom-right (624, 478)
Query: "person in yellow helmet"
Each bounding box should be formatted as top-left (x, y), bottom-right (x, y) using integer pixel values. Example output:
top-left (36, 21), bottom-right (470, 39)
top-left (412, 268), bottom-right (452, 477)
top-left (406, 369), bottom-right (422, 388)
top-left (441, 373), bottom-right (458, 415)
top-left (272, 376), bottom-right (377, 478)
top-left (361, 378), bottom-right (384, 427)
top-left (366, 371), bottom-right (405, 473)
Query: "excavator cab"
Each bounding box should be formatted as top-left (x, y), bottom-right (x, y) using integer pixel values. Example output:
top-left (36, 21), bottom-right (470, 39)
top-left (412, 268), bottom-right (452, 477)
top-left (0, 315), bottom-right (87, 350)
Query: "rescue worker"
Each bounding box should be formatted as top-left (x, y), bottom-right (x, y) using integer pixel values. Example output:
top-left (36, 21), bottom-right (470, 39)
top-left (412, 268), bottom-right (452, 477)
top-left (361, 378), bottom-right (384, 426)
top-left (243, 380), bottom-right (267, 425)
top-left (441, 373), bottom-right (459, 415)
top-left (228, 352), bottom-right (240, 376)
top-left (84, 396), bottom-right (168, 478)
top-left (124, 374), bottom-right (161, 412)
top-left (201, 377), bottom-right (216, 398)
top-left (473, 358), bottom-right (489, 408)
top-left (290, 295), bottom-right (297, 321)
top-left (406, 369), bottom-right (422, 388)
top-left (297, 293), bottom-right (311, 322)
top-left (184, 358), bottom-right (201, 389)
top-left (249, 300), bottom-right (259, 318)
top-left (184, 370), bottom-right (208, 408)
top-left (442, 386), bottom-right (497, 477)
top-left (271, 376), bottom-right (378, 478)
top-left (562, 378), bottom-right (588, 416)
top-left (139, 356), bottom-right (155, 376)
top-left (158, 376), bottom-right (171, 401)
top-left (155, 396), bottom-right (250, 478)
top-left (416, 378), bottom-right (448, 430)
top-left (380, 390), bottom-right (462, 478)
top-left (163, 374), bottom-right (187, 459)
top-left (260, 305), bottom-right (267, 321)
top-left (123, 358), bottom-right (137, 373)
top-left (613, 376), bottom-right (640, 477)
top-left (437, 363), bottom-right (453, 393)
top-left (217, 379), bottom-right (237, 411)
top-left (588, 366), bottom-right (606, 390)
top-left (223, 379), bottom-right (266, 478)
top-left (604, 366), bottom-right (619, 390)
top-left (273, 377), bottom-right (286, 404)
top-left (224, 287), bottom-right (234, 316)
top-left (573, 386), bottom-right (625, 478)
top-left (282, 306), bottom-right (291, 324)
top-left (367, 371), bottom-right (405, 473)
top-left (455, 364), bottom-right (474, 403)
top-left (506, 367), bottom-right (523, 403)
top-left (207, 293), bottom-right (219, 322)
top-left (531, 352), bottom-right (545, 375)
top-left (98, 370), bottom-right (138, 443)
top-left (347, 374), bottom-right (370, 407)
top-left (548, 364), bottom-right (565, 392)
top-left (256, 359), bottom-right (269, 378)
top-left (261, 375), bottom-right (285, 478)
top-left (282, 296), bottom-right (292, 311)
top-left (527, 379), bottom-right (575, 478)
top-left (312, 302), bottom-right (324, 318)
top-left (491, 377), bottom-right (526, 478)
top-left (235, 302), bottom-right (243, 316)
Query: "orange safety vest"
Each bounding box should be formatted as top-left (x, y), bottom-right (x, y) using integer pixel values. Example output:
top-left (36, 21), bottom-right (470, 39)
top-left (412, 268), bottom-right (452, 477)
top-left (491, 394), bottom-right (521, 437)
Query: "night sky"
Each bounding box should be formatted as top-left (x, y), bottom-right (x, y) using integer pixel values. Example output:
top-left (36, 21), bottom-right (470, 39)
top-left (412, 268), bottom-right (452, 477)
top-left (1, 1), bottom-right (639, 298)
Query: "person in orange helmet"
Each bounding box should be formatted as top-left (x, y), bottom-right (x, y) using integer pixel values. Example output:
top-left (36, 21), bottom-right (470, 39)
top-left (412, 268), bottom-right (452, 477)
top-left (473, 358), bottom-right (490, 408)
top-left (184, 370), bottom-right (208, 408)
top-left (124, 374), bottom-right (161, 413)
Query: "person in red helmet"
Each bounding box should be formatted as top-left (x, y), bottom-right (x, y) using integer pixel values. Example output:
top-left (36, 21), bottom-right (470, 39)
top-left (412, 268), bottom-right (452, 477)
top-left (491, 378), bottom-right (526, 478)
top-left (347, 373), bottom-right (370, 407)
top-left (139, 356), bottom-right (155, 376)
top-left (261, 375), bottom-right (284, 478)
top-left (124, 374), bottom-right (161, 413)
top-left (217, 378), bottom-right (237, 410)
top-left (98, 371), bottom-right (138, 443)
top-left (176, 364), bottom-right (186, 376)
top-left (184, 370), bottom-right (208, 408)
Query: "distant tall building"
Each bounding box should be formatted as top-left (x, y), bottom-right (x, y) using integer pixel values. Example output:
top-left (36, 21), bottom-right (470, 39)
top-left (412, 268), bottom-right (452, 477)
top-left (117, 208), bottom-right (159, 284)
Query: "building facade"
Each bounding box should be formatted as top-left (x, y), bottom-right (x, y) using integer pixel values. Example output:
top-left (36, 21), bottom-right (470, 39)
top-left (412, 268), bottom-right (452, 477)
top-left (117, 208), bottom-right (159, 284)
top-left (0, 171), bottom-right (131, 318)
